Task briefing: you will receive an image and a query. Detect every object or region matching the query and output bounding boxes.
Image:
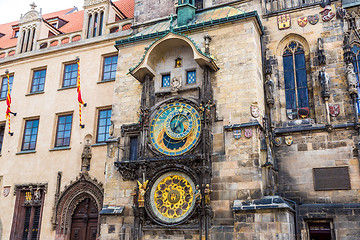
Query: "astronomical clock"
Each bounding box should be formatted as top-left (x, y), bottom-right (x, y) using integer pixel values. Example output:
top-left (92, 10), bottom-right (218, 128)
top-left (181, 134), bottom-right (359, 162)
top-left (115, 31), bottom-right (218, 239)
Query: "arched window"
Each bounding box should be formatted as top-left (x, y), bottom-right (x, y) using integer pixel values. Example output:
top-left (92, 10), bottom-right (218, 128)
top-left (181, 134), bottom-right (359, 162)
top-left (99, 11), bottom-right (104, 36)
top-left (283, 41), bottom-right (309, 119)
top-left (93, 12), bottom-right (98, 37)
top-left (87, 14), bottom-right (92, 39)
top-left (351, 44), bottom-right (360, 109)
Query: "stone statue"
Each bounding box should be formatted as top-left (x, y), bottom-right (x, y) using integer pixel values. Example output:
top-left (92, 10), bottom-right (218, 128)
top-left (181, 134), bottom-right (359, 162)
top-left (109, 120), bottom-right (114, 137)
top-left (319, 66), bottom-right (330, 99)
top-left (264, 74), bottom-right (275, 105)
top-left (194, 185), bottom-right (202, 204)
top-left (204, 184), bottom-right (212, 205)
top-left (81, 141), bottom-right (92, 171)
top-left (346, 63), bottom-right (358, 95)
top-left (137, 180), bottom-right (148, 207)
top-left (33, 187), bottom-right (41, 204)
top-left (171, 77), bottom-right (181, 92)
top-left (204, 100), bottom-right (215, 120)
top-left (317, 38), bottom-right (326, 65)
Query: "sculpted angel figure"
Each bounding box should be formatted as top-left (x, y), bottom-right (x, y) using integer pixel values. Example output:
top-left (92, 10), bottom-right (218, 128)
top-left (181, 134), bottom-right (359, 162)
top-left (346, 63), bottom-right (358, 95)
top-left (137, 180), bottom-right (149, 207)
top-left (171, 77), bottom-right (181, 92)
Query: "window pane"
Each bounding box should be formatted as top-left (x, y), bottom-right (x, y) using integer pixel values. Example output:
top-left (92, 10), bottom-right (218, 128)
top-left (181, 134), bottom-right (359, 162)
top-left (283, 55), bottom-right (293, 71)
top-left (162, 75), bottom-right (170, 87)
top-left (187, 70), bottom-right (196, 84)
top-left (31, 69), bottom-right (46, 93)
top-left (97, 109), bottom-right (112, 143)
top-left (22, 119), bottom-right (39, 151)
top-left (63, 63), bottom-right (77, 87)
top-left (55, 115), bottom-right (72, 147)
top-left (285, 89), bottom-right (296, 109)
top-left (296, 69), bottom-right (307, 88)
top-left (284, 71), bottom-right (295, 89)
top-left (297, 88), bottom-right (309, 108)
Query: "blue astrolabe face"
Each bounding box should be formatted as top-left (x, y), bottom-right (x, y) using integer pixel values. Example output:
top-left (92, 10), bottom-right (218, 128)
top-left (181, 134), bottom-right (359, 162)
top-left (150, 102), bottom-right (201, 156)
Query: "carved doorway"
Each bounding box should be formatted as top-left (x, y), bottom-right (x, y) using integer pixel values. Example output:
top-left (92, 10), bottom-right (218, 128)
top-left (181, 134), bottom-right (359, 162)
top-left (70, 198), bottom-right (98, 240)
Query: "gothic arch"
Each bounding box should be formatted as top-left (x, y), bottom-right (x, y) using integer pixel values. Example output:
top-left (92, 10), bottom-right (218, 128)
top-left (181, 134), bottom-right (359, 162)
top-left (52, 172), bottom-right (103, 239)
top-left (276, 33), bottom-right (310, 56)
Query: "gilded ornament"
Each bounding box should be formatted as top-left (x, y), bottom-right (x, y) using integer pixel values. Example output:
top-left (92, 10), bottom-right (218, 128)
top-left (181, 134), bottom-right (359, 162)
top-left (137, 180), bottom-right (148, 208)
top-left (285, 136), bottom-right (293, 146)
top-left (273, 137), bottom-right (282, 147)
top-left (153, 175), bottom-right (193, 219)
top-left (149, 102), bottom-right (201, 156)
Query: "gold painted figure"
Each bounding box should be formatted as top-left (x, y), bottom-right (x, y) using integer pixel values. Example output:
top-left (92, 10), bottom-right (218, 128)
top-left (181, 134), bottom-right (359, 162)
top-left (204, 184), bottom-right (212, 205)
top-left (137, 180), bottom-right (149, 207)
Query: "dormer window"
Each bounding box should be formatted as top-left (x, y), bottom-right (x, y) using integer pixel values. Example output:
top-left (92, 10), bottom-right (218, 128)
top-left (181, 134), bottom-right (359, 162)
top-left (86, 10), bottom-right (104, 38)
top-left (19, 27), bottom-right (36, 53)
top-left (12, 25), bottom-right (19, 38)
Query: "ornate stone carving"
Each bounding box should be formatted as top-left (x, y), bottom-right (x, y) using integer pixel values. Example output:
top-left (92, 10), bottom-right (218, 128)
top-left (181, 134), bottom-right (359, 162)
top-left (81, 140), bottom-right (92, 171)
top-left (84, 0), bottom-right (108, 7)
top-left (265, 74), bottom-right (275, 106)
top-left (319, 66), bottom-right (330, 99)
top-left (171, 77), bottom-right (181, 92)
top-left (346, 63), bottom-right (358, 95)
top-left (20, 11), bottom-right (40, 23)
top-left (317, 38), bottom-right (326, 65)
top-left (51, 172), bottom-right (103, 235)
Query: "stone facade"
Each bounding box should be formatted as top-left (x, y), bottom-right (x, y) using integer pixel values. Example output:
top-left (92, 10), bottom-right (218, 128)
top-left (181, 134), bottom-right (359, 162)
top-left (1, 0), bottom-right (360, 239)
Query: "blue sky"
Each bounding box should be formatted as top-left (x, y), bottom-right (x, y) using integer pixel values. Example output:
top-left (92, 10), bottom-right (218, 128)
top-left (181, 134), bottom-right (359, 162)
top-left (0, 0), bottom-right (84, 24)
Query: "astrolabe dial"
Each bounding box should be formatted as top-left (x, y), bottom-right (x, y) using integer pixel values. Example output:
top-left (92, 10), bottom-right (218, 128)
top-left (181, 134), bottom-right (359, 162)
top-left (150, 102), bottom-right (201, 156)
top-left (149, 172), bottom-right (196, 224)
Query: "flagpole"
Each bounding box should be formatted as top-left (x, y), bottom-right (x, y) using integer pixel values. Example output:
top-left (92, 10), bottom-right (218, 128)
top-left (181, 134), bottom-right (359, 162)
top-left (76, 57), bottom-right (86, 128)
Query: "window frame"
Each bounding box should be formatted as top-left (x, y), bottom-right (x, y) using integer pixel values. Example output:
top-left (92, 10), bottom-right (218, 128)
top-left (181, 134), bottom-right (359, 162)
top-left (282, 40), bottom-right (310, 120)
top-left (161, 73), bottom-right (171, 88)
top-left (0, 123), bottom-right (4, 154)
top-left (54, 114), bottom-right (73, 148)
top-left (101, 54), bottom-right (118, 82)
top-left (186, 69), bottom-right (197, 84)
top-left (0, 74), bottom-right (14, 100)
top-left (351, 43), bottom-right (360, 112)
top-left (30, 68), bottom-right (47, 93)
top-left (10, 186), bottom-right (45, 240)
top-left (21, 118), bottom-right (40, 151)
top-left (62, 62), bottom-right (78, 88)
top-left (96, 108), bottom-right (112, 143)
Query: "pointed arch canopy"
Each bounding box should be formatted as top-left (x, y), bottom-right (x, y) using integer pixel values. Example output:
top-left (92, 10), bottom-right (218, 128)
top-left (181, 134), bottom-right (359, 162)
top-left (52, 172), bottom-right (104, 237)
top-left (129, 31), bottom-right (219, 82)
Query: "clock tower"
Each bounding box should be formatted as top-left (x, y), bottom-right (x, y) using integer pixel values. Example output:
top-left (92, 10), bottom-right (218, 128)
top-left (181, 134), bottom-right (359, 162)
top-left (109, 29), bottom-right (218, 239)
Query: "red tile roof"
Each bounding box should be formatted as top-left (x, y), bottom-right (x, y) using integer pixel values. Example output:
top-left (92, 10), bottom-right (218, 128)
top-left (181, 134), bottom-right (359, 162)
top-left (0, 0), bottom-right (134, 50)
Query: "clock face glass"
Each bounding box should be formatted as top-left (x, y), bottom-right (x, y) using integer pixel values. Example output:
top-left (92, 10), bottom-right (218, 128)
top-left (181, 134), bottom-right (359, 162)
top-left (149, 172), bottom-right (195, 224)
top-left (150, 102), bottom-right (201, 156)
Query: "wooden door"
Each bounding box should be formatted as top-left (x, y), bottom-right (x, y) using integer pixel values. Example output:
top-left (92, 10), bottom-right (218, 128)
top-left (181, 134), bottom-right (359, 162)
top-left (70, 198), bottom-right (98, 240)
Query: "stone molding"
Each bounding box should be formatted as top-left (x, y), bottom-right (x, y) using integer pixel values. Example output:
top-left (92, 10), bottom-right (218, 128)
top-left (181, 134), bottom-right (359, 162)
top-left (51, 172), bottom-right (104, 235)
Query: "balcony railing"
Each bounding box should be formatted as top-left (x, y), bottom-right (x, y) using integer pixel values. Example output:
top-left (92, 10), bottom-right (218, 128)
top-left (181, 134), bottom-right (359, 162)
top-left (263, 0), bottom-right (324, 15)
